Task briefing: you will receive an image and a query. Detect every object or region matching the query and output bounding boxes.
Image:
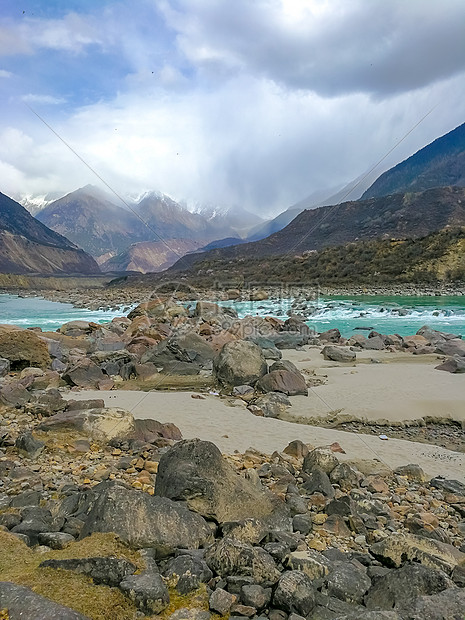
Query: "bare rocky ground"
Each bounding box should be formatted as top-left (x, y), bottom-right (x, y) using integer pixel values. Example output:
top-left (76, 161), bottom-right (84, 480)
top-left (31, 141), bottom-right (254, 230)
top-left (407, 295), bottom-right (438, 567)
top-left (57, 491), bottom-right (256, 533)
top-left (0, 295), bottom-right (464, 618)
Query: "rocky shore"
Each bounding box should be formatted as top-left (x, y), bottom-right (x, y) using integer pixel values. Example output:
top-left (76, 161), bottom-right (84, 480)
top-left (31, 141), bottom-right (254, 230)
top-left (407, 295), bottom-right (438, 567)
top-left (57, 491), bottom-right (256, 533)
top-left (0, 296), bottom-right (463, 618)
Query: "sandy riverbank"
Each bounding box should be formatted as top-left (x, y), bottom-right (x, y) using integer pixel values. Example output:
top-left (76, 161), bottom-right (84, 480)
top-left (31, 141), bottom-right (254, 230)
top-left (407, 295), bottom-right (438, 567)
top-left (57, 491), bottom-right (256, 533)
top-left (66, 382), bottom-right (465, 483)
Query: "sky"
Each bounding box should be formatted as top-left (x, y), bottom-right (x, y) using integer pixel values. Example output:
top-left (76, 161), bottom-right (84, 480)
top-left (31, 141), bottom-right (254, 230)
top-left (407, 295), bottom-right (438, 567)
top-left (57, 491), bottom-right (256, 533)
top-left (0, 0), bottom-right (464, 216)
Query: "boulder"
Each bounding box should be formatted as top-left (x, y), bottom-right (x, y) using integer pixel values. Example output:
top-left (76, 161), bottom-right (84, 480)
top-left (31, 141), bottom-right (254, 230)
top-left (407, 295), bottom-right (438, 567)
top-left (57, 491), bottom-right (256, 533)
top-left (435, 355), bottom-right (465, 373)
top-left (204, 537), bottom-right (280, 585)
top-left (364, 562), bottom-right (450, 611)
top-left (154, 439), bottom-right (289, 524)
top-left (0, 357), bottom-right (10, 377)
top-left (38, 408), bottom-right (135, 442)
top-left (369, 533), bottom-right (465, 572)
top-left (319, 328), bottom-right (341, 343)
top-left (15, 431), bottom-right (45, 459)
top-left (62, 358), bottom-right (107, 388)
top-left (0, 381), bottom-right (31, 407)
top-left (435, 338), bottom-right (465, 357)
top-left (302, 447), bottom-right (339, 475)
top-left (40, 556), bottom-right (137, 587)
top-left (250, 392), bottom-right (291, 418)
top-left (209, 588), bottom-right (237, 615)
top-left (79, 481), bottom-right (212, 556)
top-left (163, 554), bottom-right (213, 594)
top-left (403, 587), bottom-right (465, 620)
top-left (120, 571), bottom-right (170, 614)
top-left (213, 341), bottom-right (267, 387)
top-left (322, 346), bottom-right (356, 363)
top-left (0, 582), bottom-right (89, 619)
top-left (272, 570), bottom-right (315, 616)
top-left (256, 370), bottom-right (308, 396)
top-left (0, 329), bottom-right (51, 370)
top-left (324, 561), bottom-right (371, 604)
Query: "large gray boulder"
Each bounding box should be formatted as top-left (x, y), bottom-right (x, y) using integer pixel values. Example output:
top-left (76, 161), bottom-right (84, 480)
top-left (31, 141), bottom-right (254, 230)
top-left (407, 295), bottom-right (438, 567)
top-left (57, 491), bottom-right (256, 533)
top-left (0, 582), bottom-right (89, 619)
top-left (406, 587), bottom-right (465, 619)
top-left (364, 562), bottom-right (451, 611)
top-left (213, 341), bottom-right (267, 387)
top-left (79, 480), bottom-right (212, 556)
top-left (272, 570), bottom-right (315, 616)
top-left (154, 439), bottom-right (289, 524)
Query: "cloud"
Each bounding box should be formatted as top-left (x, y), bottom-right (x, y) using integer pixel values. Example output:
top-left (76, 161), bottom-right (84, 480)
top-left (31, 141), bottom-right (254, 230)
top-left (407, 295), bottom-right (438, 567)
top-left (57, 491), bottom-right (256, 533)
top-left (1, 0), bottom-right (465, 216)
top-left (0, 69), bottom-right (12, 78)
top-left (22, 94), bottom-right (66, 105)
top-left (160, 0), bottom-right (465, 97)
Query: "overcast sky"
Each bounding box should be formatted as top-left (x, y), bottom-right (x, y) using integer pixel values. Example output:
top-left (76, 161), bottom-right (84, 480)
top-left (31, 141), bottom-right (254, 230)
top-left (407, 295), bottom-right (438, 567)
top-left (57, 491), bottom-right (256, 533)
top-left (1, 0), bottom-right (464, 215)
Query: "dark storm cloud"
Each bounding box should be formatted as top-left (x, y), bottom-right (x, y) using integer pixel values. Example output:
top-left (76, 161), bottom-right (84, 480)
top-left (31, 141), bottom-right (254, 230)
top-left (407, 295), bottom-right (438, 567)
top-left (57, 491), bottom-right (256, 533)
top-left (162, 0), bottom-right (465, 97)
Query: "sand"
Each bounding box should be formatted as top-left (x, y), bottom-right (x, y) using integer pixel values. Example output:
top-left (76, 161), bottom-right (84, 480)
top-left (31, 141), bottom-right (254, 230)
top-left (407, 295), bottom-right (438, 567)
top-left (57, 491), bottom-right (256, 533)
top-left (66, 384), bottom-right (465, 483)
top-left (283, 347), bottom-right (465, 425)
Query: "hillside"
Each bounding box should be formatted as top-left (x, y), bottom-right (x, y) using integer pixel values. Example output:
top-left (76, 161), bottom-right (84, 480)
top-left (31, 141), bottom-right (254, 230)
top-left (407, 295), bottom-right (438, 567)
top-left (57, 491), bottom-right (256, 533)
top-left (36, 186), bottom-right (150, 258)
top-left (0, 193), bottom-right (99, 274)
top-left (363, 122), bottom-right (465, 199)
top-left (157, 227), bottom-right (465, 287)
top-left (168, 186), bottom-right (465, 270)
top-left (100, 239), bottom-right (204, 273)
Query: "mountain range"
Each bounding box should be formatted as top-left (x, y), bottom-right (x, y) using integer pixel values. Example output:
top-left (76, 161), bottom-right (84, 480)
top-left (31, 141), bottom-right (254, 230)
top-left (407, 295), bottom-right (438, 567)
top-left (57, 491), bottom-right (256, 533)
top-left (0, 193), bottom-right (99, 275)
top-left (168, 186), bottom-right (465, 270)
top-left (2, 119), bottom-right (465, 277)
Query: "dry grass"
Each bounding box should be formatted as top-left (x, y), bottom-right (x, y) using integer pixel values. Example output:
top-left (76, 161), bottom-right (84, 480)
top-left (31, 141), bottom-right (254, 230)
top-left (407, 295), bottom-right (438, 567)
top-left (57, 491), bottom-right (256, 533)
top-left (0, 531), bottom-right (219, 620)
top-left (117, 375), bottom-right (214, 391)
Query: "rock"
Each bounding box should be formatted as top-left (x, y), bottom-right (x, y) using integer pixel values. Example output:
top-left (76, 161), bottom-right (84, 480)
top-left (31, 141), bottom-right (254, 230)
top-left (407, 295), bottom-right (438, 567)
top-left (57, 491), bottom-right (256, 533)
top-left (329, 463), bottom-right (359, 491)
top-left (37, 532), bottom-right (75, 549)
top-left (301, 468), bottom-right (335, 498)
top-left (271, 333), bottom-right (309, 349)
top-left (0, 357), bottom-right (10, 377)
top-left (283, 440), bottom-right (309, 460)
top-left (282, 317), bottom-right (312, 335)
top-left (430, 477), bottom-right (465, 495)
top-left (163, 554), bottom-right (213, 594)
top-left (214, 341), bottom-right (267, 387)
top-left (365, 562), bottom-right (451, 611)
top-left (79, 480), bottom-right (212, 556)
top-left (322, 346), bottom-right (356, 363)
top-left (250, 337), bottom-right (282, 360)
top-left (435, 355), bottom-right (465, 373)
top-left (435, 338), bottom-right (465, 357)
top-left (38, 408), bottom-right (135, 442)
top-left (0, 329), bottom-right (51, 370)
top-left (169, 608), bottom-right (211, 620)
top-left (369, 533), bottom-right (465, 572)
top-left (251, 392), bottom-right (291, 418)
top-left (319, 328), bottom-right (341, 343)
top-left (134, 362), bottom-right (159, 381)
top-left (120, 571), bottom-right (170, 614)
top-left (40, 556), bottom-right (137, 587)
top-left (405, 587), bottom-right (465, 620)
top-left (362, 335), bottom-right (385, 350)
top-left (393, 463), bottom-right (426, 482)
top-left (63, 358), bottom-right (106, 388)
top-left (155, 439), bottom-right (288, 524)
top-left (302, 448), bottom-right (339, 475)
top-left (241, 584), bottom-right (271, 610)
top-left (11, 507), bottom-right (59, 546)
top-left (130, 418), bottom-right (182, 442)
top-left (325, 562), bottom-right (371, 604)
top-left (273, 570), bottom-right (315, 617)
top-left (15, 431), bottom-right (45, 459)
top-left (209, 588), bottom-right (237, 615)
top-left (0, 381), bottom-right (31, 407)
top-left (285, 550), bottom-right (331, 580)
top-left (204, 537), bottom-right (280, 586)
top-left (452, 564), bottom-right (465, 587)
top-left (256, 370), bottom-right (308, 396)
top-left (0, 581), bottom-right (89, 619)
top-left (292, 514), bottom-right (312, 535)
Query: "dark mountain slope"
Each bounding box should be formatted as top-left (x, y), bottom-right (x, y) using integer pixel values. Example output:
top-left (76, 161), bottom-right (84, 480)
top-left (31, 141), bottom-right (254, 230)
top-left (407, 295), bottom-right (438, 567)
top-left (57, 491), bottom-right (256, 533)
top-left (363, 122), bottom-right (465, 199)
top-left (0, 192), bottom-right (99, 274)
top-left (169, 186), bottom-right (465, 270)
